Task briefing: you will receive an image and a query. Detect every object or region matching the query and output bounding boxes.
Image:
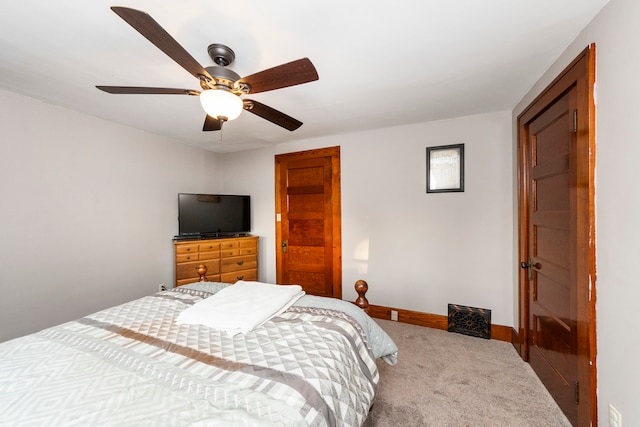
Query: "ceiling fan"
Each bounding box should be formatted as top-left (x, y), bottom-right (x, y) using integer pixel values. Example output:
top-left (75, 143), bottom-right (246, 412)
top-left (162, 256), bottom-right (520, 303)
top-left (96, 7), bottom-right (319, 132)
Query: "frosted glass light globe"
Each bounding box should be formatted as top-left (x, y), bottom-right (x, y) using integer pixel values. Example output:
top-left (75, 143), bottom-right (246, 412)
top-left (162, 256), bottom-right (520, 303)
top-left (199, 89), bottom-right (243, 120)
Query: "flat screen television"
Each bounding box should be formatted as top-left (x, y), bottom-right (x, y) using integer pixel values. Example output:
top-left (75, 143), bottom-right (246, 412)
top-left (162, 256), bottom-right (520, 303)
top-left (177, 193), bottom-right (250, 238)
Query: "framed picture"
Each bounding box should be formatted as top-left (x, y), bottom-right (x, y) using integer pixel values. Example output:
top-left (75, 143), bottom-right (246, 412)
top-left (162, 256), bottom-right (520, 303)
top-left (426, 143), bottom-right (464, 193)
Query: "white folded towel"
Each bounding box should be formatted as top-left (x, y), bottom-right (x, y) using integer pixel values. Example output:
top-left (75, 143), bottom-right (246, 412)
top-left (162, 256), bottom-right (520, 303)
top-left (176, 281), bottom-right (304, 336)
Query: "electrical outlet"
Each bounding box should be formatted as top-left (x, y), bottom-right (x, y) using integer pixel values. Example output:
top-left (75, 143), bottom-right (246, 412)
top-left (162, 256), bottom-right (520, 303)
top-left (609, 404), bottom-right (621, 427)
top-left (158, 283), bottom-right (166, 292)
top-left (390, 310), bottom-right (398, 321)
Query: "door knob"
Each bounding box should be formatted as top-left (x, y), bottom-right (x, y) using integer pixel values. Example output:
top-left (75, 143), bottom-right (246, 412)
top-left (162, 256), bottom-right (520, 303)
top-left (520, 260), bottom-right (541, 269)
top-left (281, 240), bottom-right (288, 253)
top-left (520, 257), bottom-right (541, 280)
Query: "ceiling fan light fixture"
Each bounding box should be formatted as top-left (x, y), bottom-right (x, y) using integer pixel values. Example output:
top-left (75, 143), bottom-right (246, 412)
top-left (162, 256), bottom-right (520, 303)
top-left (199, 89), bottom-right (243, 121)
top-left (99, 8), bottom-right (318, 132)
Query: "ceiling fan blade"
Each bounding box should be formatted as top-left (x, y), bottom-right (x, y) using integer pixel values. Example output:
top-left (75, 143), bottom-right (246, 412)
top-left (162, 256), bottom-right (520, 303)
top-left (243, 99), bottom-right (303, 131)
top-left (96, 86), bottom-right (199, 95)
top-left (238, 58), bottom-right (318, 94)
top-left (110, 7), bottom-right (212, 81)
top-left (203, 115), bottom-right (222, 131)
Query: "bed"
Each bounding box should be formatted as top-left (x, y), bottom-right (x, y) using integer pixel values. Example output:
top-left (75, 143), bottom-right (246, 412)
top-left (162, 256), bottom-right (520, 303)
top-left (0, 278), bottom-right (397, 426)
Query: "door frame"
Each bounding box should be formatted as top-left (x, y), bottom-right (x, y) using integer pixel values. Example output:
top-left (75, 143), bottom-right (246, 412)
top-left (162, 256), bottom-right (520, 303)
top-left (516, 45), bottom-right (597, 426)
top-left (274, 146), bottom-right (342, 298)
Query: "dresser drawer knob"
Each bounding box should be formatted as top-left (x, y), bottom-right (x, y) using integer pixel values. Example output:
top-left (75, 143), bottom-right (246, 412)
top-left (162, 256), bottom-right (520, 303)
top-left (237, 275), bottom-right (244, 280)
top-left (237, 260), bottom-right (244, 266)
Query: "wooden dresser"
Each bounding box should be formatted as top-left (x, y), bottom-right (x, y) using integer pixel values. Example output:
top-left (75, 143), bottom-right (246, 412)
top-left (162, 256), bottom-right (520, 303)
top-left (173, 236), bottom-right (258, 287)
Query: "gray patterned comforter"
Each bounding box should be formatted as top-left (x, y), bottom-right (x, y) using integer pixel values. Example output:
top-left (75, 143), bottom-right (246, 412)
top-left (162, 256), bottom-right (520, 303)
top-left (0, 286), bottom-right (380, 426)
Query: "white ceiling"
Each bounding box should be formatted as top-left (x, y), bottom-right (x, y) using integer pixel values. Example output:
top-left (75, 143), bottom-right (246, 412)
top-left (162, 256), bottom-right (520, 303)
top-left (0, 0), bottom-right (608, 153)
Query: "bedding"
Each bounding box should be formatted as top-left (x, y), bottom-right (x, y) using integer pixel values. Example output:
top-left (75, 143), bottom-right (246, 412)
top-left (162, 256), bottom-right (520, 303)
top-left (176, 281), bottom-right (305, 336)
top-left (0, 282), bottom-right (397, 426)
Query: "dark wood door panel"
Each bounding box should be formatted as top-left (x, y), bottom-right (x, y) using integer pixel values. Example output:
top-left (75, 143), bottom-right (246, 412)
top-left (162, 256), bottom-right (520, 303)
top-left (534, 312), bottom-right (572, 353)
top-left (529, 346), bottom-right (576, 423)
top-left (286, 162), bottom-right (326, 185)
top-left (531, 211), bottom-right (569, 229)
top-left (535, 173), bottom-right (570, 210)
top-left (531, 154), bottom-right (570, 180)
top-left (288, 193), bottom-right (324, 213)
top-left (288, 271), bottom-right (327, 295)
top-left (288, 246), bottom-right (325, 266)
top-left (288, 219), bottom-right (325, 246)
top-left (532, 113), bottom-right (571, 164)
top-left (531, 312), bottom-right (577, 424)
top-left (535, 226), bottom-right (570, 267)
top-left (535, 274), bottom-right (571, 323)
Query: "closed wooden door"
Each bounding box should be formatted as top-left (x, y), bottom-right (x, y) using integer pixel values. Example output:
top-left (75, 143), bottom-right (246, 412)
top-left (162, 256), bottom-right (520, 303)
top-left (517, 46), bottom-right (596, 426)
top-left (526, 87), bottom-right (579, 423)
top-left (275, 147), bottom-right (341, 298)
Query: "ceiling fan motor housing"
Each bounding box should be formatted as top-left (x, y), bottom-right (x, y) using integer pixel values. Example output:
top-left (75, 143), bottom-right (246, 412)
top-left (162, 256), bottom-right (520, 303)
top-left (201, 66), bottom-right (242, 91)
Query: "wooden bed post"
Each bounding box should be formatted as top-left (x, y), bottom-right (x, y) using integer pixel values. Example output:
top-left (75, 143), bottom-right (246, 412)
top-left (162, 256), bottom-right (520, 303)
top-left (354, 280), bottom-right (369, 312)
top-left (196, 264), bottom-right (208, 282)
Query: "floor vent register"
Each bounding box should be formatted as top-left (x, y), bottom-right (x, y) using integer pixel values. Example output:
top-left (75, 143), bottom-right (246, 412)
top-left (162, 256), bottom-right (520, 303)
top-left (447, 303), bottom-right (491, 339)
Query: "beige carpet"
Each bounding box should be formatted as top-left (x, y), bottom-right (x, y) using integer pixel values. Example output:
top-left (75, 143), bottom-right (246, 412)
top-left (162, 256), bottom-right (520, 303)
top-left (363, 319), bottom-right (572, 427)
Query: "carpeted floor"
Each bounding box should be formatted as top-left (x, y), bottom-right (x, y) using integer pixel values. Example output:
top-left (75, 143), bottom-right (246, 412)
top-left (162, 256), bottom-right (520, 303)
top-left (363, 319), bottom-right (572, 427)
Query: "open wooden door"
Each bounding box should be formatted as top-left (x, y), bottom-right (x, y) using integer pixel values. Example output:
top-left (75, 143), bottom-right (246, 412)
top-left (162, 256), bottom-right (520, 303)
top-left (275, 147), bottom-right (342, 298)
top-left (517, 45), bottom-right (596, 426)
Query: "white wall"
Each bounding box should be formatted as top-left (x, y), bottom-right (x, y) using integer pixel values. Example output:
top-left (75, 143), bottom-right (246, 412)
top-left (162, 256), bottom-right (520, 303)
top-left (513, 0), bottom-right (640, 422)
top-left (218, 147), bottom-right (277, 282)
top-left (0, 89), bottom-right (220, 342)
top-left (220, 111), bottom-right (514, 326)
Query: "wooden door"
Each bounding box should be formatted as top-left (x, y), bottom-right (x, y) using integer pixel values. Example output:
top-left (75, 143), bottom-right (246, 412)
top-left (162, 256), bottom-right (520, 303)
top-left (517, 46), bottom-right (596, 427)
top-left (275, 147), bottom-right (341, 298)
top-left (527, 87), bottom-right (579, 423)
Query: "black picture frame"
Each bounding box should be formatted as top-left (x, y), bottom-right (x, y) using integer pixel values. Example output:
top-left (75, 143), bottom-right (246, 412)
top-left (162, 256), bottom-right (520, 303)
top-left (426, 143), bottom-right (464, 193)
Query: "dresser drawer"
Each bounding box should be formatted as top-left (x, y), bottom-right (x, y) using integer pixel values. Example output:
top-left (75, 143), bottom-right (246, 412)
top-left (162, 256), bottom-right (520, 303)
top-left (240, 239), bottom-right (257, 248)
top-left (176, 253), bottom-right (198, 263)
top-left (176, 259), bottom-right (220, 280)
top-left (239, 241), bottom-right (257, 255)
top-left (221, 248), bottom-right (240, 257)
top-left (199, 242), bottom-right (220, 252)
top-left (221, 255), bottom-right (257, 273)
top-left (220, 241), bottom-right (239, 251)
top-left (175, 243), bottom-right (199, 254)
top-left (220, 269), bottom-right (257, 283)
top-left (199, 250), bottom-right (220, 261)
